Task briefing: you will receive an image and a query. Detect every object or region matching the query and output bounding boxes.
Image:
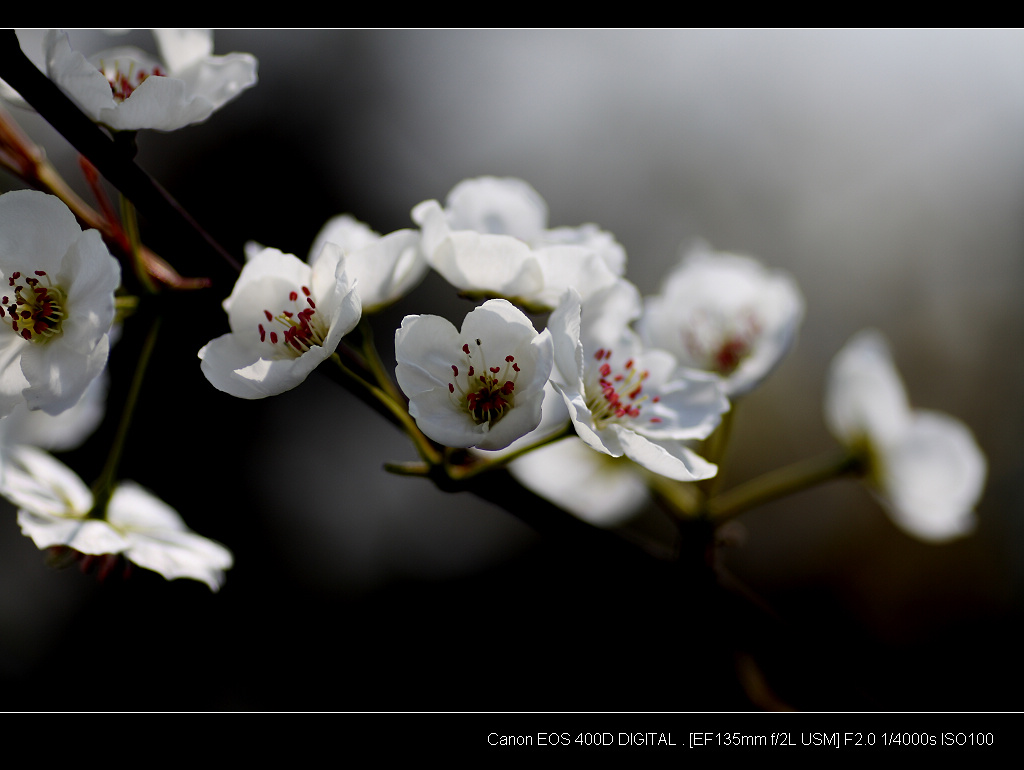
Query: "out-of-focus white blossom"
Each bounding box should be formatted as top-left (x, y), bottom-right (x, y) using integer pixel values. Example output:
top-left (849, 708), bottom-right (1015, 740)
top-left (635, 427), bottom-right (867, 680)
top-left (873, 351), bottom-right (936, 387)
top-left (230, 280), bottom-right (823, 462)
top-left (199, 244), bottom-right (361, 399)
top-left (0, 190), bottom-right (119, 418)
top-left (639, 243), bottom-right (804, 397)
top-left (825, 330), bottom-right (986, 542)
top-left (549, 281), bottom-right (729, 482)
top-left (395, 299), bottom-right (553, 451)
top-left (1, 445), bottom-right (232, 590)
top-left (41, 29), bottom-right (257, 131)
top-left (0, 370), bottom-right (107, 452)
top-left (411, 176), bottom-right (625, 311)
top-left (508, 435), bottom-right (650, 527)
top-left (308, 214), bottom-right (427, 313)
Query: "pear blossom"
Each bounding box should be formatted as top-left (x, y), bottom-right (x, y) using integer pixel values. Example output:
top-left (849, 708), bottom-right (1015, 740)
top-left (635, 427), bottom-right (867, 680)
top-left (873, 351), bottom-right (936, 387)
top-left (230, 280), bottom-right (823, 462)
top-left (198, 243), bottom-right (361, 399)
top-left (395, 299), bottom-right (553, 451)
top-left (0, 190), bottom-right (120, 418)
top-left (549, 281), bottom-right (729, 482)
top-left (41, 29), bottom-right (257, 132)
top-left (825, 330), bottom-right (986, 543)
top-left (308, 214), bottom-right (427, 313)
top-left (509, 436), bottom-right (651, 527)
top-left (638, 243), bottom-right (804, 397)
top-left (411, 176), bottom-right (625, 311)
top-left (0, 445), bottom-right (232, 590)
top-left (0, 369), bottom-right (107, 452)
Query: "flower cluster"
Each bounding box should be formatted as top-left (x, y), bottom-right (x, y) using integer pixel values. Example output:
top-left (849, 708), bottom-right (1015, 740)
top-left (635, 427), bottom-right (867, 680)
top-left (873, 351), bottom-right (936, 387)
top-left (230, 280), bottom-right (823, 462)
top-left (0, 24), bottom-right (992, 616)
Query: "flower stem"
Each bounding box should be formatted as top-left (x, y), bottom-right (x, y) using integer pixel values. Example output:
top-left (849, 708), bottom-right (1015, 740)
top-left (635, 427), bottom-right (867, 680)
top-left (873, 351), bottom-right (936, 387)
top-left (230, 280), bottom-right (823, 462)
top-left (329, 353), bottom-right (443, 466)
top-left (89, 315), bottom-right (161, 518)
top-left (705, 448), bottom-right (863, 522)
top-left (120, 193), bottom-right (158, 295)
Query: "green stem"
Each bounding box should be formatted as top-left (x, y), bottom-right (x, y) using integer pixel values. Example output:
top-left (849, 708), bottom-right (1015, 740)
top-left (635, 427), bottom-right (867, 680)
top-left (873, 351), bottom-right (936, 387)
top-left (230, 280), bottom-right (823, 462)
top-left (330, 353), bottom-right (442, 466)
top-left (88, 315), bottom-right (161, 518)
top-left (357, 317), bottom-right (404, 405)
top-left (705, 448), bottom-right (862, 522)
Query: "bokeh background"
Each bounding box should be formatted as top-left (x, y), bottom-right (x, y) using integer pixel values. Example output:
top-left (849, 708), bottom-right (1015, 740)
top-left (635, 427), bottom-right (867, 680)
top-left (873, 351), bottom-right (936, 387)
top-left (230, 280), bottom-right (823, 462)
top-left (1, 29), bottom-right (1022, 711)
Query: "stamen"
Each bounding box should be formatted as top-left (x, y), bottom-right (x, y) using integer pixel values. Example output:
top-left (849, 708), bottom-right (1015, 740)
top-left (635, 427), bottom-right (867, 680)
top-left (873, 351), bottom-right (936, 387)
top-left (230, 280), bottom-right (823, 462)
top-left (2, 269), bottom-right (65, 344)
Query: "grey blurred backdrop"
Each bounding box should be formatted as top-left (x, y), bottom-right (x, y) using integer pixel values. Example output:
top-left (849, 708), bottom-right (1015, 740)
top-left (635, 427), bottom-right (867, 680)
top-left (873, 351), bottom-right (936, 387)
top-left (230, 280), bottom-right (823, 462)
top-left (1, 29), bottom-right (1022, 711)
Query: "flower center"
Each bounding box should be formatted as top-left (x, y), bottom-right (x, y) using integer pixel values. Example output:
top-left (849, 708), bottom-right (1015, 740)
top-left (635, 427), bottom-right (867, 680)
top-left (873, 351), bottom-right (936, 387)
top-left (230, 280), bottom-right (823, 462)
top-left (683, 308), bottom-right (761, 376)
top-left (585, 348), bottom-right (660, 429)
top-left (448, 339), bottom-right (521, 426)
top-left (1, 270), bottom-right (66, 344)
top-left (96, 58), bottom-right (166, 103)
top-left (256, 285), bottom-right (327, 358)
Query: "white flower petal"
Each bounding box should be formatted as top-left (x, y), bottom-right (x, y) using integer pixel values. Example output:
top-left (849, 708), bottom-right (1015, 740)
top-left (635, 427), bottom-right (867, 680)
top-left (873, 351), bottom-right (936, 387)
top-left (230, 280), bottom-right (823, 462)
top-left (509, 436), bottom-right (650, 527)
top-left (877, 410), bottom-right (986, 543)
top-left (639, 243), bottom-right (804, 396)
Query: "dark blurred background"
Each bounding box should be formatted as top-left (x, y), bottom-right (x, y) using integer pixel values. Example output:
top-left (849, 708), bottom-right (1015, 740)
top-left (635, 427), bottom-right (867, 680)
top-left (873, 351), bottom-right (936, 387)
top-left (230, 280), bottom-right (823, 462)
top-left (1, 29), bottom-right (1022, 711)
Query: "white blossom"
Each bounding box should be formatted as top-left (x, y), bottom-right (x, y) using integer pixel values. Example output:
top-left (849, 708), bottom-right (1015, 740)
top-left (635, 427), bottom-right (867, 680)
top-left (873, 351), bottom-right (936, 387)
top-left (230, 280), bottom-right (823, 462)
top-left (549, 281), bottom-right (729, 482)
top-left (42, 29), bottom-right (257, 132)
top-left (1, 445), bottom-right (232, 590)
top-left (639, 243), bottom-right (804, 397)
top-left (308, 214), bottom-right (427, 313)
top-left (198, 244), bottom-right (361, 399)
top-left (0, 190), bottom-right (119, 418)
top-left (411, 176), bottom-right (625, 311)
top-left (508, 436), bottom-right (651, 527)
top-left (825, 330), bottom-right (986, 542)
top-left (395, 299), bottom-right (553, 451)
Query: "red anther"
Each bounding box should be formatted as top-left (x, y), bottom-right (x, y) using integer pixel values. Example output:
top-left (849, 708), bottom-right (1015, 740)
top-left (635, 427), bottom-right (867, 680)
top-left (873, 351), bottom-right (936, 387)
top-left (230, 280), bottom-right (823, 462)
top-left (625, 359), bottom-right (634, 369)
top-left (451, 365), bottom-right (459, 376)
top-left (34, 270), bottom-right (46, 276)
top-left (468, 366), bottom-right (474, 376)
top-left (652, 396), bottom-right (660, 403)
top-left (505, 355), bottom-right (515, 362)
top-left (595, 348), bottom-right (605, 360)
top-left (259, 324), bottom-right (266, 342)
top-left (307, 298), bottom-right (315, 308)
top-left (302, 286), bottom-right (311, 296)
top-left (289, 291), bottom-right (298, 301)
top-left (270, 332), bottom-right (278, 344)
top-left (463, 343), bottom-right (471, 355)
top-left (20, 328), bottom-right (31, 340)
top-left (501, 381), bottom-right (515, 394)
top-left (600, 363), bottom-right (611, 377)
top-left (650, 417), bottom-right (662, 423)
top-left (629, 386), bottom-right (642, 400)
top-left (489, 366), bottom-right (500, 374)
top-left (512, 363), bottom-right (520, 372)
top-left (449, 383), bottom-right (455, 393)
top-left (11, 272), bottom-right (19, 279)
top-left (263, 309), bottom-right (273, 321)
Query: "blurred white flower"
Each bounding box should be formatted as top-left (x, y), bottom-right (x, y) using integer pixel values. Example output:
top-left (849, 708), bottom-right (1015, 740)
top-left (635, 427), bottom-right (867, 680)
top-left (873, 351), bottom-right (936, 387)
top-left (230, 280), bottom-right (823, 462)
top-left (199, 243), bottom-right (361, 399)
top-left (825, 330), bottom-right (986, 542)
top-left (308, 214), bottom-right (427, 313)
top-left (549, 281), bottom-right (729, 482)
top-left (0, 369), bottom-right (107, 452)
top-left (1, 445), bottom-right (232, 590)
top-left (0, 190), bottom-right (119, 418)
top-left (42, 29), bottom-right (257, 131)
top-left (411, 176), bottom-right (625, 311)
top-left (638, 243), bottom-right (804, 397)
top-left (508, 435), bottom-right (650, 527)
top-left (395, 298), bottom-right (553, 451)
